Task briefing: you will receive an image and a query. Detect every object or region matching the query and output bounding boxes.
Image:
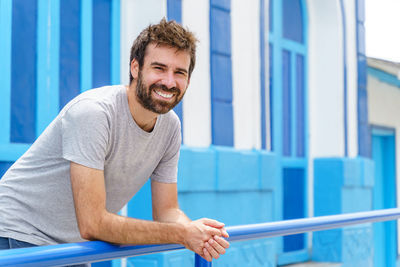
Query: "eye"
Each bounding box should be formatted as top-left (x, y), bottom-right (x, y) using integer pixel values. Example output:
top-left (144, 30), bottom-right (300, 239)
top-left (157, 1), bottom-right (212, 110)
top-left (176, 71), bottom-right (187, 76)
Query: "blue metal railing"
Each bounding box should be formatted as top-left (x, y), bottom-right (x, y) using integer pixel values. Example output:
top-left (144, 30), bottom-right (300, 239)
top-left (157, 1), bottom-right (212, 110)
top-left (1, 208), bottom-right (400, 267)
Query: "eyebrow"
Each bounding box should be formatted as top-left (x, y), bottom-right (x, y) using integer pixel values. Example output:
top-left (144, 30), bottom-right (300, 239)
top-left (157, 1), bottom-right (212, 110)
top-left (150, 62), bottom-right (188, 74)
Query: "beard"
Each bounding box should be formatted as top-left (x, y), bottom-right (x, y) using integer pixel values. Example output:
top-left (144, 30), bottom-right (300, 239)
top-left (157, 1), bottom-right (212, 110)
top-left (135, 70), bottom-right (185, 114)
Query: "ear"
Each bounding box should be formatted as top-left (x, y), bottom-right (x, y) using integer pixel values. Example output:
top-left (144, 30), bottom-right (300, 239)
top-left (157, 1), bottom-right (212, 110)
top-left (130, 59), bottom-right (139, 80)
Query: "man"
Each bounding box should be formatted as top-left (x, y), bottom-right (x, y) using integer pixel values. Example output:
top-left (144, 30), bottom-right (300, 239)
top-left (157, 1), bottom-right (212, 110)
top-left (0, 19), bottom-right (229, 265)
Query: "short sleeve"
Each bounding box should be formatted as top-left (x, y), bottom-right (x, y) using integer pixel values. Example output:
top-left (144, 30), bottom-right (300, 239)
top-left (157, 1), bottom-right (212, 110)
top-left (61, 100), bottom-right (110, 170)
top-left (150, 121), bottom-right (181, 183)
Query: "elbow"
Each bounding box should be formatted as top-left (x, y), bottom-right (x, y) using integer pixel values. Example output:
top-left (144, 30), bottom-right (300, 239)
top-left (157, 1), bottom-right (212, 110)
top-left (77, 220), bottom-right (99, 241)
top-left (79, 227), bottom-right (96, 241)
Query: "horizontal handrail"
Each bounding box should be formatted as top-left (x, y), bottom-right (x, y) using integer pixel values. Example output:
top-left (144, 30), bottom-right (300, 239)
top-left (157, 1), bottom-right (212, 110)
top-left (0, 208), bottom-right (399, 267)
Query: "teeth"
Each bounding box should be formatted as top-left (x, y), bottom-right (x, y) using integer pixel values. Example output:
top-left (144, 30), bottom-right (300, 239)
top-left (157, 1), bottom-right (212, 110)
top-left (155, 90), bottom-right (173, 99)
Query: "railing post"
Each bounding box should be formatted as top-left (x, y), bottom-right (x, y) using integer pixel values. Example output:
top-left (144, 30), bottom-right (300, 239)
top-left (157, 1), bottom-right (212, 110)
top-left (195, 254), bottom-right (212, 267)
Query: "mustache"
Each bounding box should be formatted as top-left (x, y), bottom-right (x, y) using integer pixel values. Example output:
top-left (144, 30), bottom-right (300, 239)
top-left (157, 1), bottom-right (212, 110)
top-left (149, 84), bottom-right (180, 94)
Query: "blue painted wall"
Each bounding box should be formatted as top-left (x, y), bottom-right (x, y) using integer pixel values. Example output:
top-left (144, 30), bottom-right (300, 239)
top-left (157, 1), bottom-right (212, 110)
top-left (372, 129), bottom-right (397, 267)
top-left (313, 157), bottom-right (374, 266)
top-left (128, 146), bottom-right (280, 266)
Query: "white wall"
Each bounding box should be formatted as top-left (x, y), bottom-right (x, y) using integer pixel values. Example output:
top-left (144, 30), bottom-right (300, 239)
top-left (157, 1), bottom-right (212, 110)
top-left (231, 0), bottom-right (261, 149)
top-left (120, 0), bottom-right (167, 85)
top-left (182, 0), bottom-right (212, 147)
top-left (307, 0), bottom-right (345, 158)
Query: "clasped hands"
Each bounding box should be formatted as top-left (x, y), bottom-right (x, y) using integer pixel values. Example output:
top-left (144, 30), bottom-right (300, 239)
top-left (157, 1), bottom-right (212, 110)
top-left (183, 218), bottom-right (230, 262)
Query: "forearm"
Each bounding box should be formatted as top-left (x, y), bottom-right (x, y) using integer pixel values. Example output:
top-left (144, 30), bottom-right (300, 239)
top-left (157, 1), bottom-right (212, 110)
top-left (85, 210), bottom-right (185, 245)
top-left (153, 207), bottom-right (191, 225)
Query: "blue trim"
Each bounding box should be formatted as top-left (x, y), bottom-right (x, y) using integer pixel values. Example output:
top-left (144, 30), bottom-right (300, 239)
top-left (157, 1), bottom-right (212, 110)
top-left (368, 67), bottom-right (400, 88)
top-left (59, 0), bottom-right (81, 109)
top-left (0, 0), bottom-right (12, 144)
top-left (11, 0), bottom-right (37, 143)
top-left (371, 124), bottom-right (396, 136)
top-left (339, 0), bottom-right (348, 157)
top-left (372, 129), bottom-right (397, 267)
top-left (296, 55), bottom-right (305, 157)
top-left (270, 0), bottom-right (309, 263)
top-left (167, 0), bottom-right (182, 23)
top-left (269, 43), bottom-right (274, 151)
top-left (282, 50), bottom-right (291, 156)
top-left (81, 0), bottom-right (93, 92)
top-left (356, 0), bottom-right (371, 157)
top-left (290, 52), bottom-right (296, 157)
top-left (111, 0), bottom-right (120, 85)
top-left (282, 0), bottom-right (303, 44)
top-left (210, 0), bottom-right (234, 146)
top-left (92, 0), bottom-right (111, 88)
top-left (167, 0), bottom-right (184, 133)
top-left (0, 162), bottom-right (13, 178)
top-left (260, 0), bottom-right (266, 149)
top-left (36, 0), bottom-right (60, 136)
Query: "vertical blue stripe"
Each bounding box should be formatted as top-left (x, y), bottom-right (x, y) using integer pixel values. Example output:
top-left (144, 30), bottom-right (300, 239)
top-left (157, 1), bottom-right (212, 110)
top-left (0, 0), bottom-right (12, 144)
top-left (269, 43), bottom-right (274, 151)
top-left (210, 0), bottom-right (234, 146)
top-left (283, 168), bottom-right (305, 252)
top-left (111, 0), bottom-right (120, 85)
top-left (36, 0), bottom-right (60, 136)
top-left (356, 0), bottom-right (370, 157)
top-left (290, 52), bottom-right (296, 157)
top-left (339, 0), bottom-right (348, 157)
top-left (282, 50), bottom-right (291, 156)
top-left (92, 0), bottom-right (111, 88)
top-left (81, 0), bottom-right (93, 92)
top-left (0, 162), bottom-right (13, 178)
top-left (167, 0), bottom-right (184, 131)
top-left (271, 0), bottom-right (283, 156)
top-left (296, 55), bottom-right (305, 157)
top-left (11, 0), bottom-right (37, 143)
top-left (260, 0), bottom-right (266, 150)
top-left (59, 0), bottom-right (81, 109)
top-left (167, 0), bottom-right (182, 23)
top-left (269, 0), bottom-right (273, 32)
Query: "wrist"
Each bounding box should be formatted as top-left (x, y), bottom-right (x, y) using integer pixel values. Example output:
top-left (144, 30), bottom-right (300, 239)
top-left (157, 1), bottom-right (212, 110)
top-left (174, 221), bottom-right (188, 246)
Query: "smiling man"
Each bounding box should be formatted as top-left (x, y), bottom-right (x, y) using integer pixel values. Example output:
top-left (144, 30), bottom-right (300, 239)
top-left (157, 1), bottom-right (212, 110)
top-left (0, 19), bottom-right (229, 265)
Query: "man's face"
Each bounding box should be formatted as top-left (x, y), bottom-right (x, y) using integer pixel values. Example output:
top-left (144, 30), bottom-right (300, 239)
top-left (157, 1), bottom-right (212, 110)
top-left (132, 43), bottom-right (191, 114)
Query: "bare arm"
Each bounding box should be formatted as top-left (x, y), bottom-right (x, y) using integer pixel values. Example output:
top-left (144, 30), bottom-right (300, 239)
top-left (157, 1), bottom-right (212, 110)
top-left (151, 180), bottom-right (230, 261)
top-left (151, 180), bottom-right (191, 224)
top-left (70, 162), bottom-right (223, 256)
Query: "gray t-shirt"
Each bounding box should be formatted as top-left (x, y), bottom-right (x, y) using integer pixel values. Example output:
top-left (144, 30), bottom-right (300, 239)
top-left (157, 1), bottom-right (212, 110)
top-left (0, 85), bottom-right (181, 245)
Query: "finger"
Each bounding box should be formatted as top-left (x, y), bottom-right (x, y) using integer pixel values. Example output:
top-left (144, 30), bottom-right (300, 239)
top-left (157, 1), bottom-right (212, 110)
top-left (221, 228), bottom-right (229, 238)
top-left (205, 240), bottom-right (220, 259)
top-left (205, 225), bottom-right (223, 237)
top-left (214, 235), bottom-right (230, 249)
top-left (202, 218), bottom-right (225, 228)
top-left (203, 247), bottom-right (213, 262)
top-left (208, 238), bottom-right (225, 255)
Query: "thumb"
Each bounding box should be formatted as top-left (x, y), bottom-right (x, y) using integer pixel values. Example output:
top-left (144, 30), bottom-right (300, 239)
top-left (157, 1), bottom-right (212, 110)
top-left (201, 218), bottom-right (225, 228)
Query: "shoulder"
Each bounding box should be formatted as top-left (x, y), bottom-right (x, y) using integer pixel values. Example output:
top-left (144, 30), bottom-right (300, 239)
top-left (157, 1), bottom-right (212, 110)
top-left (60, 85), bottom-right (124, 120)
top-left (161, 110), bottom-right (181, 134)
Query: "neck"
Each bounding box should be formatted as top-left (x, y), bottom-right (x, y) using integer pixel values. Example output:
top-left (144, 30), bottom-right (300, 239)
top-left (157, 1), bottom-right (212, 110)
top-left (126, 83), bottom-right (158, 132)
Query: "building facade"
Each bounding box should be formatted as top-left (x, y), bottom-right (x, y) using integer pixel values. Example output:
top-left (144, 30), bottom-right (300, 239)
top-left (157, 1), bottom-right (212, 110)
top-left (0, 0), bottom-right (397, 266)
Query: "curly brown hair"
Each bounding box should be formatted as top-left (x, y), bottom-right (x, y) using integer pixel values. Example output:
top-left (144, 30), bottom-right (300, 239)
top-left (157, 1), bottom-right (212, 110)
top-left (129, 18), bottom-right (198, 84)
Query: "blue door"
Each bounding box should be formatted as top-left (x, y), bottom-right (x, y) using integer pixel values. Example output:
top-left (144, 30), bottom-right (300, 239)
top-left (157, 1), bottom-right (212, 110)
top-left (372, 128), bottom-right (397, 267)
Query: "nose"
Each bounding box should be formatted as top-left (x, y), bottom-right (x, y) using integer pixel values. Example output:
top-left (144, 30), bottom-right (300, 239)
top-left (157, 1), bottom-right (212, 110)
top-left (161, 71), bottom-right (177, 89)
